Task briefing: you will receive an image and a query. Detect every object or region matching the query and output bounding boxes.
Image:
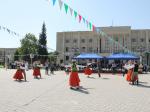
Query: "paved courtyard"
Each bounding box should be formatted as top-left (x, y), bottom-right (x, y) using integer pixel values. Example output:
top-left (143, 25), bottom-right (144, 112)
top-left (0, 68), bottom-right (150, 112)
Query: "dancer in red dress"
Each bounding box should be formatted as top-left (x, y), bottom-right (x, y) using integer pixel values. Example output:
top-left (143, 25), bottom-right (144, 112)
top-left (125, 61), bottom-right (138, 85)
top-left (13, 66), bottom-right (24, 81)
top-left (33, 64), bottom-right (41, 79)
top-left (84, 65), bottom-right (92, 78)
top-left (69, 61), bottom-right (80, 89)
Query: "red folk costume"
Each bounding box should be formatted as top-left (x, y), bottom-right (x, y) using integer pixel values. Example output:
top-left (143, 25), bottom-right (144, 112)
top-left (126, 68), bottom-right (134, 82)
top-left (33, 65), bottom-right (41, 78)
top-left (13, 68), bottom-right (24, 81)
top-left (84, 67), bottom-right (92, 76)
top-left (69, 63), bottom-right (80, 88)
top-left (126, 64), bottom-right (138, 83)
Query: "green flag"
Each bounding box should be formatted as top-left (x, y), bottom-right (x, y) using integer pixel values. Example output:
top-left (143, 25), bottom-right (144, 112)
top-left (64, 3), bottom-right (68, 14)
top-left (74, 11), bottom-right (77, 19)
top-left (89, 22), bottom-right (92, 30)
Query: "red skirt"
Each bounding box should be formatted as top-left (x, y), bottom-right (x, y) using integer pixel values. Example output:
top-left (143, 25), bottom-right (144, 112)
top-left (69, 72), bottom-right (80, 87)
top-left (84, 68), bottom-right (92, 76)
top-left (13, 70), bottom-right (24, 80)
top-left (126, 69), bottom-right (138, 82)
top-left (33, 68), bottom-right (41, 76)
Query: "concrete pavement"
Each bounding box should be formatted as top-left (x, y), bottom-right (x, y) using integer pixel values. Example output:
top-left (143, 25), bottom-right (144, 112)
top-left (0, 69), bottom-right (150, 112)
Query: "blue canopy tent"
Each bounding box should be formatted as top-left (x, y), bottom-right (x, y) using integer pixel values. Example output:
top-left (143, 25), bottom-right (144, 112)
top-left (106, 53), bottom-right (140, 60)
top-left (74, 53), bottom-right (103, 59)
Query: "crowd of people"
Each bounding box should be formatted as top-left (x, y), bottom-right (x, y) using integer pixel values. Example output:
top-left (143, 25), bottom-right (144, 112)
top-left (12, 60), bottom-right (62, 82)
top-left (68, 60), bottom-right (146, 90)
top-left (1, 59), bottom-right (147, 89)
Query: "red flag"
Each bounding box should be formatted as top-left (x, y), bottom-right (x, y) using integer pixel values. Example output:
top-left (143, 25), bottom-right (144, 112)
top-left (79, 15), bottom-right (82, 23)
top-left (92, 25), bottom-right (96, 31)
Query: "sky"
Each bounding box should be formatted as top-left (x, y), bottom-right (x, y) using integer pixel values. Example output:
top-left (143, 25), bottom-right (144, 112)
top-left (0, 0), bottom-right (150, 51)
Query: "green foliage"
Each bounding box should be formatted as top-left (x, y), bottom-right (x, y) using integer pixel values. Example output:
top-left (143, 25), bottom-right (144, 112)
top-left (38, 22), bottom-right (48, 62)
top-left (14, 48), bottom-right (20, 61)
top-left (20, 33), bottom-right (38, 61)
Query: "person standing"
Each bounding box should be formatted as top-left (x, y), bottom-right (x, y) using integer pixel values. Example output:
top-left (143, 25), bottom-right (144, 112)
top-left (125, 61), bottom-right (135, 85)
top-left (97, 61), bottom-right (101, 77)
top-left (69, 61), bottom-right (80, 90)
top-left (25, 61), bottom-right (29, 71)
top-left (45, 61), bottom-right (49, 75)
top-left (132, 61), bottom-right (139, 85)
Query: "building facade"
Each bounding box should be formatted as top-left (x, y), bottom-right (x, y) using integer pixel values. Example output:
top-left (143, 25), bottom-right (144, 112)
top-left (56, 26), bottom-right (150, 65)
top-left (0, 48), bottom-right (17, 64)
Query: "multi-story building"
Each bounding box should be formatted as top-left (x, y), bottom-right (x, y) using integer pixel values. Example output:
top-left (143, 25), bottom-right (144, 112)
top-left (0, 48), bottom-right (17, 64)
top-left (56, 26), bottom-right (150, 65)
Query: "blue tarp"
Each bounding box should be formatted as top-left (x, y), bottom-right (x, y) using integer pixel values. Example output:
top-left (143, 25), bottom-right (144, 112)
top-left (74, 53), bottom-right (103, 59)
top-left (106, 53), bottom-right (140, 60)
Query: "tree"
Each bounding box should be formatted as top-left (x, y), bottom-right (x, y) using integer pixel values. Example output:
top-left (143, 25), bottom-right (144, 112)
top-left (14, 48), bottom-right (20, 61)
top-left (20, 33), bottom-right (38, 61)
top-left (38, 22), bottom-right (48, 62)
top-left (48, 51), bottom-right (59, 63)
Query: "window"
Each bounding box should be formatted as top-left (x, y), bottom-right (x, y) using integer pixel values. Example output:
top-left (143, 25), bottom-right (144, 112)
top-left (89, 47), bottom-right (93, 52)
top-left (65, 39), bottom-right (69, 43)
top-left (65, 56), bottom-right (69, 61)
top-left (65, 47), bottom-right (69, 52)
top-left (89, 39), bottom-right (93, 43)
top-left (73, 39), bottom-right (77, 43)
top-left (82, 47), bottom-right (86, 52)
top-left (131, 38), bottom-right (136, 42)
top-left (81, 39), bottom-right (85, 43)
top-left (149, 39), bottom-right (150, 43)
top-left (140, 38), bottom-right (144, 42)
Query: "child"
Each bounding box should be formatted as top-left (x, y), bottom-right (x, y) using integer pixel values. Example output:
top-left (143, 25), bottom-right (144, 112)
top-left (13, 65), bottom-right (24, 81)
top-left (84, 65), bottom-right (92, 78)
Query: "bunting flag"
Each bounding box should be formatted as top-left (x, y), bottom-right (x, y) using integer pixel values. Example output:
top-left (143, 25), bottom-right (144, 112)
top-left (79, 14), bottom-right (82, 23)
top-left (82, 17), bottom-right (85, 23)
top-left (74, 11), bottom-right (77, 19)
top-left (0, 25), bottom-right (21, 37)
top-left (7, 29), bottom-right (10, 33)
top-left (69, 7), bottom-right (73, 15)
top-left (89, 22), bottom-right (92, 30)
top-left (46, 0), bottom-right (96, 31)
top-left (86, 20), bottom-right (89, 28)
top-left (44, 0), bottom-right (138, 55)
top-left (52, 0), bottom-right (56, 6)
top-left (64, 3), bottom-right (69, 14)
top-left (58, 0), bottom-right (63, 10)
top-left (92, 25), bottom-right (95, 31)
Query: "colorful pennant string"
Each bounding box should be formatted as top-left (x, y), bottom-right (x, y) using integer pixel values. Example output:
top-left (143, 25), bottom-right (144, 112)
top-left (48, 0), bottom-right (96, 31)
